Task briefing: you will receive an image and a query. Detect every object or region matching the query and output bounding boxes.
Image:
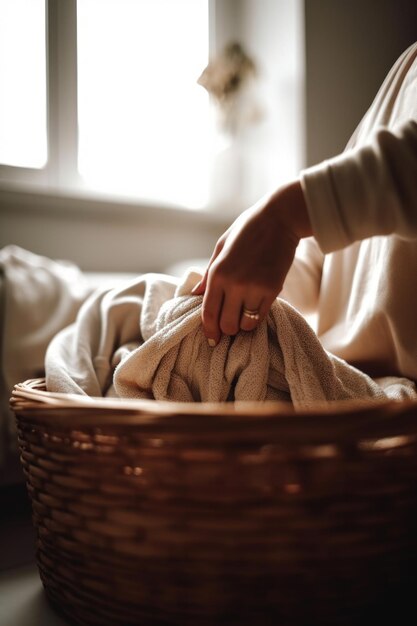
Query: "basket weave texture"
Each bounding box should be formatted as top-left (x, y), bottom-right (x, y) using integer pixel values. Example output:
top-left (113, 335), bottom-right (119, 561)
top-left (11, 378), bottom-right (417, 625)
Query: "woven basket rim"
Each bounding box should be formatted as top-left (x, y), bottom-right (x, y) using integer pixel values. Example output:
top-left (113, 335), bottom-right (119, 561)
top-left (11, 376), bottom-right (408, 413)
top-left (9, 377), bottom-right (417, 433)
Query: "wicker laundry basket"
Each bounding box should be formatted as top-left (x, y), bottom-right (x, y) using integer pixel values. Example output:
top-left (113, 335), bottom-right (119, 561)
top-left (11, 378), bottom-right (417, 626)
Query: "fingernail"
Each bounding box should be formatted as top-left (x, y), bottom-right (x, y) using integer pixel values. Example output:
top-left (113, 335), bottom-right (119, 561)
top-left (191, 281), bottom-right (201, 294)
top-left (207, 338), bottom-right (216, 347)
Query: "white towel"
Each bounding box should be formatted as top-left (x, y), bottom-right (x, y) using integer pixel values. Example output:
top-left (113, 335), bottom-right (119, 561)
top-left (46, 269), bottom-right (417, 407)
top-left (0, 245), bottom-right (93, 463)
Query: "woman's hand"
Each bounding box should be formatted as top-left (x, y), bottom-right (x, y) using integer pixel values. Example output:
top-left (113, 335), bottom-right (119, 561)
top-left (192, 180), bottom-right (312, 346)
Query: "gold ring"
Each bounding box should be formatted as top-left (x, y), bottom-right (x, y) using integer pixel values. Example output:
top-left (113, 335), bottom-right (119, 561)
top-left (242, 307), bottom-right (260, 321)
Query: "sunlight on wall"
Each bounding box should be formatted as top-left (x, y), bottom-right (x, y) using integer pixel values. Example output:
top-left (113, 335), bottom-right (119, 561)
top-left (77, 0), bottom-right (210, 208)
top-left (0, 0), bottom-right (47, 168)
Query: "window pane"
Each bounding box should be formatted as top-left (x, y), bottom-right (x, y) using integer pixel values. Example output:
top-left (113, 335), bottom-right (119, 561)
top-left (77, 0), bottom-right (210, 208)
top-left (0, 0), bottom-right (47, 168)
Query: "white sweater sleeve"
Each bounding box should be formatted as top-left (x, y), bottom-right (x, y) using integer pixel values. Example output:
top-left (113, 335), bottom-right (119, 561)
top-left (280, 237), bottom-right (323, 315)
top-left (300, 119), bottom-right (417, 253)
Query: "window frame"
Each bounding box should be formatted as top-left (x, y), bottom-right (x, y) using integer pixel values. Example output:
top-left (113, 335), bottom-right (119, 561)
top-left (0, 0), bottom-right (305, 216)
top-left (0, 0), bottom-right (216, 196)
top-left (0, 0), bottom-right (77, 189)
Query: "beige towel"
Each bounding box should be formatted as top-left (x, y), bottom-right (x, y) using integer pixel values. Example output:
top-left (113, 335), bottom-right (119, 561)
top-left (46, 273), bottom-right (179, 397)
top-left (46, 270), bottom-right (417, 407)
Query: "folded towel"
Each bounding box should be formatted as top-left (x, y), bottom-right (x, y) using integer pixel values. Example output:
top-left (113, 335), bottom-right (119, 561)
top-left (46, 269), bottom-right (417, 406)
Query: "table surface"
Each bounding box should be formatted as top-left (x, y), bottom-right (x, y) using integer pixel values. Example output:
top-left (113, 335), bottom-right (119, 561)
top-left (0, 564), bottom-right (68, 626)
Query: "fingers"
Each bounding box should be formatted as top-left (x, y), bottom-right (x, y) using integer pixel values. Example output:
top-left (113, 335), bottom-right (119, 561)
top-left (220, 290), bottom-right (245, 336)
top-left (202, 278), bottom-right (270, 346)
top-left (240, 298), bottom-right (266, 332)
top-left (191, 235), bottom-right (227, 296)
top-left (201, 281), bottom-right (224, 346)
top-left (191, 272), bottom-right (207, 296)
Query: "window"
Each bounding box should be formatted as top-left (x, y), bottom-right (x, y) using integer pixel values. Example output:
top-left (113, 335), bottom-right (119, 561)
top-left (0, 0), bottom-right (210, 206)
top-left (0, 0), bottom-right (305, 215)
top-left (0, 0), bottom-right (47, 168)
top-left (77, 0), bottom-right (210, 207)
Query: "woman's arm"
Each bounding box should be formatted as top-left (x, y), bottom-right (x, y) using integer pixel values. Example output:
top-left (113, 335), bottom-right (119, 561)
top-left (196, 119), bottom-right (417, 346)
top-left (192, 180), bottom-right (313, 345)
top-left (301, 119), bottom-right (417, 253)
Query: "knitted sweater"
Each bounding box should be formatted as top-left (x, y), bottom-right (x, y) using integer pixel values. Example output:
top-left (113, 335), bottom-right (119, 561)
top-left (282, 42), bottom-right (417, 380)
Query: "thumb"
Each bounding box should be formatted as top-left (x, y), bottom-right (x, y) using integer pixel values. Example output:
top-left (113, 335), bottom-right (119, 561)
top-left (191, 232), bottom-right (227, 296)
top-left (191, 272), bottom-right (208, 295)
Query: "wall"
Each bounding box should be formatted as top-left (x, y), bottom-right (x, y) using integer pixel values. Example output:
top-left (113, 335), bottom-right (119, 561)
top-left (0, 187), bottom-right (226, 273)
top-left (1, 1), bottom-right (417, 271)
top-left (304, 0), bottom-right (417, 165)
top-left (239, 0), bottom-right (305, 196)
top-left (0, 0), bottom-right (304, 272)
top-left (207, 0), bottom-right (305, 211)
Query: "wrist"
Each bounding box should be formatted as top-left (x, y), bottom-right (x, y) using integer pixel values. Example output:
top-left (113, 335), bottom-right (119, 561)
top-left (266, 180), bottom-right (313, 240)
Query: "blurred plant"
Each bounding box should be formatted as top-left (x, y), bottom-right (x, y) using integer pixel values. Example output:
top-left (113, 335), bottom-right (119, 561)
top-left (198, 42), bottom-right (263, 135)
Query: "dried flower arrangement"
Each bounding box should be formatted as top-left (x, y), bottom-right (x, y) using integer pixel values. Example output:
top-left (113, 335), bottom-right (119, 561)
top-left (198, 42), bottom-right (263, 135)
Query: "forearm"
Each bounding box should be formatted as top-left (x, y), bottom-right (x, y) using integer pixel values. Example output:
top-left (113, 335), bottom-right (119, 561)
top-left (264, 179), bottom-right (313, 241)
